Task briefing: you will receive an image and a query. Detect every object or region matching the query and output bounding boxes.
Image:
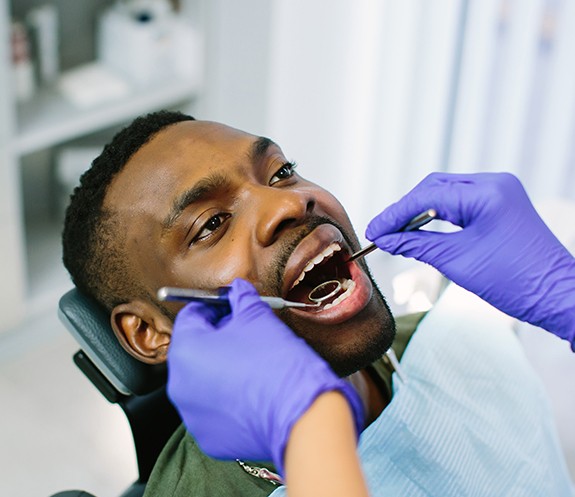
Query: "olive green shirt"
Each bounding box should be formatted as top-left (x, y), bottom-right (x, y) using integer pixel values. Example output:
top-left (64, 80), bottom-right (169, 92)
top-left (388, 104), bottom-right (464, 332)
top-left (143, 312), bottom-right (426, 497)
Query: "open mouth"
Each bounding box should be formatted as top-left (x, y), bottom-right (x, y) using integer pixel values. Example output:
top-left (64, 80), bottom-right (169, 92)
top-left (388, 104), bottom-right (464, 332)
top-left (286, 243), bottom-right (355, 309)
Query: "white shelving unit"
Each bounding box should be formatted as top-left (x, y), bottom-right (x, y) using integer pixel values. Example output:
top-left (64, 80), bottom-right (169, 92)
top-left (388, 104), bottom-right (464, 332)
top-left (16, 77), bottom-right (199, 155)
top-left (0, 0), bottom-right (204, 332)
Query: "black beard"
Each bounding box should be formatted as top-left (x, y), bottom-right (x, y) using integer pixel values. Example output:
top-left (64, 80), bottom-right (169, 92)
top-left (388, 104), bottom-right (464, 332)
top-left (263, 215), bottom-right (396, 377)
top-left (280, 274), bottom-right (395, 378)
top-left (265, 215), bottom-right (362, 295)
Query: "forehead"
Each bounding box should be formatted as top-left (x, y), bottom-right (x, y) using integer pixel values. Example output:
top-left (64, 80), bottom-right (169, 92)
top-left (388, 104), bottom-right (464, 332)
top-left (135, 119), bottom-right (258, 166)
top-left (104, 120), bottom-right (263, 212)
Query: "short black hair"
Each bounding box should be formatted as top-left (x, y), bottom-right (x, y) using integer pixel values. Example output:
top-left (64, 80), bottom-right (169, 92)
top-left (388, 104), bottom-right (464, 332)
top-left (62, 110), bottom-right (195, 311)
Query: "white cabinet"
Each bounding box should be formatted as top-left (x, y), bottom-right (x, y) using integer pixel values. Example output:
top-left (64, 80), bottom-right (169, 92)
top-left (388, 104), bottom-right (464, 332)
top-left (0, 0), bottom-right (204, 332)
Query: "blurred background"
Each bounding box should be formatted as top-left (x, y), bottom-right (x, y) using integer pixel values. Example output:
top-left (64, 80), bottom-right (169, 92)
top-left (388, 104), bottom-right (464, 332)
top-left (1, 0), bottom-right (575, 495)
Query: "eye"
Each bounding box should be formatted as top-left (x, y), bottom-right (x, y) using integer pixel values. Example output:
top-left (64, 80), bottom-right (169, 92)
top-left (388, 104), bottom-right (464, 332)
top-left (269, 161), bottom-right (298, 186)
top-left (194, 213), bottom-right (231, 243)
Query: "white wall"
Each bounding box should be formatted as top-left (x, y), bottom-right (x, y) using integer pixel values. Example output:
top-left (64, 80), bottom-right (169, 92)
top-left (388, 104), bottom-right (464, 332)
top-left (199, 0), bottom-right (274, 134)
top-left (202, 0), bottom-right (463, 233)
top-left (201, 0), bottom-right (464, 303)
top-left (201, 0), bottom-right (575, 308)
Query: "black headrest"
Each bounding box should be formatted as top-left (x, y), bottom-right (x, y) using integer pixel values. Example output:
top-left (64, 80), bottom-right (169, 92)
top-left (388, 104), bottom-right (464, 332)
top-left (58, 288), bottom-right (167, 396)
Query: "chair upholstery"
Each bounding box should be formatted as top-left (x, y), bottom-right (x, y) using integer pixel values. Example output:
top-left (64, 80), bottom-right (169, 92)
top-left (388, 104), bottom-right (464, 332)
top-left (58, 288), bottom-right (167, 396)
top-left (58, 288), bottom-right (181, 495)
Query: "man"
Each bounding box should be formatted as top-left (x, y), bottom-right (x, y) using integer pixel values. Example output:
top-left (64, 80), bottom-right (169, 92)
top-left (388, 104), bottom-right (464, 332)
top-left (63, 110), bottom-right (413, 495)
top-left (63, 110), bottom-right (395, 375)
top-left (62, 111), bottom-right (573, 496)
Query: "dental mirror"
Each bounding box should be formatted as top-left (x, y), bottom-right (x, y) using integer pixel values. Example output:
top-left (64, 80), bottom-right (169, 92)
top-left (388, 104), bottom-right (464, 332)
top-left (306, 209), bottom-right (437, 306)
top-left (308, 279), bottom-right (343, 304)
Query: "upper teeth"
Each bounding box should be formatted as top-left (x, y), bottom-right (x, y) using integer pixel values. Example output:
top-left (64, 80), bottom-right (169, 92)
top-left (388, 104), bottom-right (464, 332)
top-left (291, 243), bottom-right (342, 289)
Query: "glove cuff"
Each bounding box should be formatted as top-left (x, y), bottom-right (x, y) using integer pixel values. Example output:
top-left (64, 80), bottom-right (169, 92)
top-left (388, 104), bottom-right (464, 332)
top-left (524, 256), bottom-right (575, 349)
top-left (271, 374), bottom-right (364, 477)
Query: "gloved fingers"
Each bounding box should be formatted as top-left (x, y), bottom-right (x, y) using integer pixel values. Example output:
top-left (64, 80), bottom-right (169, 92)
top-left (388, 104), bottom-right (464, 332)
top-left (173, 301), bottom-right (225, 337)
top-left (417, 171), bottom-right (529, 225)
top-left (365, 172), bottom-right (522, 241)
top-left (227, 277), bottom-right (260, 302)
top-left (369, 229), bottom-right (463, 264)
top-left (227, 278), bottom-right (276, 319)
top-left (366, 177), bottom-right (481, 240)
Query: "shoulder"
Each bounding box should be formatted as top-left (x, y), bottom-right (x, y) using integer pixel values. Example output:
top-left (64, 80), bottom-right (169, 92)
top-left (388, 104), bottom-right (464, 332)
top-left (393, 311), bottom-right (427, 361)
top-left (367, 312), bottom-right (427, 399)
top-left (144, 425), bottom-right (279, 497)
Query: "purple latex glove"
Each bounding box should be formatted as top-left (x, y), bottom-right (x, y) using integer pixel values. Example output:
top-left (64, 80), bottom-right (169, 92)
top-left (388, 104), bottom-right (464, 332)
top-left (167, 278), bottom-right (364, 475)
top-left (366, 172), bottom-right (575, 349)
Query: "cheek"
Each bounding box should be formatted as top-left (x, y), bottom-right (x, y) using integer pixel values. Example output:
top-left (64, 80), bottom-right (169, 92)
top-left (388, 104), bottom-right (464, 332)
top-left (169, 258), bottom-right (248, 289)
top-left (166, 244), bottom-right (262, 291)
top-left (302, 179), bottom-right (346, 213)
top-left (312, 188), bottom-right (355, 231)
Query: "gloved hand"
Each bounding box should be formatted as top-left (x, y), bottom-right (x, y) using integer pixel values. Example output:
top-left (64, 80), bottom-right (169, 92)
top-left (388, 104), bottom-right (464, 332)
top-left (366, 172), bottom-right (575, 349)
top-left (167, 278), bottom-right (364, 475)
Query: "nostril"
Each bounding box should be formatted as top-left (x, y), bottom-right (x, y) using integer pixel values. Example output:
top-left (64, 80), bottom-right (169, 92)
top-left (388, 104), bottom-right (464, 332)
top-left (275, 200), bottom-right (313, 236)
top-left (306, 199), bottom-right (315, 214)
top-left (259, 193), bottom-right (315, 245)
top-left (273, 218), bottom-right (298, 240)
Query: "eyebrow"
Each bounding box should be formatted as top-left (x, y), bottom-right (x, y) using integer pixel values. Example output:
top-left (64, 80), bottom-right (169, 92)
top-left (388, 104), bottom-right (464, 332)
top-left (161, 136), bottom-right (276, 233)
top-left (250, 136), bottom-right (276, 162)
top-left (162, 173), bottom-right (230, 233)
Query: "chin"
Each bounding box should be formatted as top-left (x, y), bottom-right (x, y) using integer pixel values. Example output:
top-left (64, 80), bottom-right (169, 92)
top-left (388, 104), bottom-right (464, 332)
top-left (274, 219), bottom-right (396, 375)
top-left (325, 300), bottom-right (396, 377)
top-left (282, 284), bottom-right (396, 377)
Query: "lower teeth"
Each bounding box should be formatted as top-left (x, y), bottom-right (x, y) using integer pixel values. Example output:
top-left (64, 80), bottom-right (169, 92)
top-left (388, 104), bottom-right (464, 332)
top-left (322, 279), bottom-right (355, 309)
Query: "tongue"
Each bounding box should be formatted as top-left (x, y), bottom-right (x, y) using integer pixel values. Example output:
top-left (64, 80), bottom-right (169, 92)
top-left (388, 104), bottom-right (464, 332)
top-left (288, 278), bottom-right (352, 307)
top-left (309, 280), bottom-right (342, 303)
top-left (287, 254), bottom-right (353, 305)
top-left (287, 283), bottom-right (316, 304)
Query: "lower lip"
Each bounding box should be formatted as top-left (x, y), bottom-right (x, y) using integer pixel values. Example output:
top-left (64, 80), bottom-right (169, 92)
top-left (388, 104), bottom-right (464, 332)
top-left (289, 261), bottom-right (372, 325)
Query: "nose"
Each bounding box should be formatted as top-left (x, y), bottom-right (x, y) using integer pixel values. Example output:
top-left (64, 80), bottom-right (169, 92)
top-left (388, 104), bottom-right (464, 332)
top-left (252, 186), bottom-right (315, 246)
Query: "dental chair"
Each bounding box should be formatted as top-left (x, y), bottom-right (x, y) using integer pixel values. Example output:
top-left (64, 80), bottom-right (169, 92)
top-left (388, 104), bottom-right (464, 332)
top-left (56, 288), bottom-right (181, 497)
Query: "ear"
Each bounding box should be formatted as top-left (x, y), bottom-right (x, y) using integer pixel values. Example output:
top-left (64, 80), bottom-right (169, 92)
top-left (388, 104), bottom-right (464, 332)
top-left (111, 300), bottom-right (173, 364)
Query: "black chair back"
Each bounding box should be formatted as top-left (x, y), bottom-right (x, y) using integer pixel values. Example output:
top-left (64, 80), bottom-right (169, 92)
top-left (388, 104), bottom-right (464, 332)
top-left (58, 288), bottom-right (180, 488)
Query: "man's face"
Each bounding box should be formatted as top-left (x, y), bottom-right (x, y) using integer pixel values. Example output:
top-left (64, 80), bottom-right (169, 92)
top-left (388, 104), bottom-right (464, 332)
top-left (105, 120), bottom-right (394, 376)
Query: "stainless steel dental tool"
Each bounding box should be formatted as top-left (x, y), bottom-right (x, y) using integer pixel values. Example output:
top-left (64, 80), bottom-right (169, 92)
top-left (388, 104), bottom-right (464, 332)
top-left (308, 279), bottom-right (345, 304)
top-left (157, 286), bottom-right (320, 309)
top-left (385, 348), bottom-right (407, 383)
top-left (303, 209), bottom-right (438, 305)
top-left (345, 208), bottom-right (437, 263)
top-left (157, 209), bottom-right (437, 311)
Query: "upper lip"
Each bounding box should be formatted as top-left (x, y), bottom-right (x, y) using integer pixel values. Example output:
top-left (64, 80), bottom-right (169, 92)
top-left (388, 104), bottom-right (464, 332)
top-left (281, 224), bottom-right (351, 298)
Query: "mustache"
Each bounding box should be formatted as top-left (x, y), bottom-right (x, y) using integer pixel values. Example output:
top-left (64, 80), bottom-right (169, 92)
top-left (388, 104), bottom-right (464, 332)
top-left (269, 215), bottom-right (361, 296)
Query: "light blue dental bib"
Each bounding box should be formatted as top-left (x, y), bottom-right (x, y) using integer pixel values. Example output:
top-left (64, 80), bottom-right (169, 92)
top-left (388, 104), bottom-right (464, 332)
top-left (270, 284), bottom-right (574, 497)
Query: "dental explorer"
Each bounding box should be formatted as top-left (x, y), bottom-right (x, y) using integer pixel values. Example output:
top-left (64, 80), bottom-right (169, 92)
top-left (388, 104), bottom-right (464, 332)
top-left (346, 208), bottom-right (437, 263)
top-left (157, 286), bottom-right (320, 309)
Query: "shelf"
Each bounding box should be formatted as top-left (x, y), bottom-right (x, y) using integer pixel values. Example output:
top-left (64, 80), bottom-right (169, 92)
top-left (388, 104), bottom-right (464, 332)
top-left (0, 0), bottom-right (204, 333)
top-left (15, 76), bottom-right (199, 156)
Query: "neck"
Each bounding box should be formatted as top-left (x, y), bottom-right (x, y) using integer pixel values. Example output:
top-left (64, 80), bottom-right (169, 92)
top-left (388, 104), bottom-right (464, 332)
top-left (347, 369), bottom-right (388, 427)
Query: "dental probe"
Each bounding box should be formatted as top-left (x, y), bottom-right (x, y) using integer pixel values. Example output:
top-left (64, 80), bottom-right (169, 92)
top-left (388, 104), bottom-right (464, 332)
top-left (385, 348), bottom-right (407, 383)
top-left (157, 286), bottom-right (320, 310)
top-left (346, 208), bottom-right (437, 263)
